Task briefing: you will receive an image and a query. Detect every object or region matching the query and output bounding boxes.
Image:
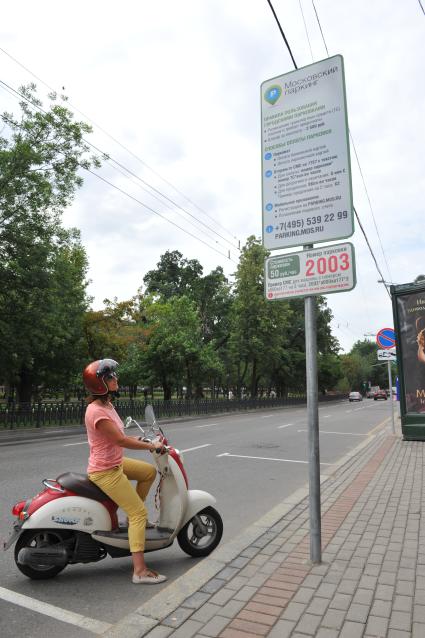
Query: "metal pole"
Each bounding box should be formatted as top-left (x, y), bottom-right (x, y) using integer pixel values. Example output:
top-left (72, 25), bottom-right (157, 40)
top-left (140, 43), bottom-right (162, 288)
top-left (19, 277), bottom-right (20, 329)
top-left (388, 360), bottom-right (395, 434)
top-left (305, 294), bottom-right (322, 563)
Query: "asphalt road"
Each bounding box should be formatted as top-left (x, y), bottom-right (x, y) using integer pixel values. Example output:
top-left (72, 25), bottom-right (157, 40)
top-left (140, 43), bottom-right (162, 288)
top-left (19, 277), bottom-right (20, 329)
top-left (0, 399), bottom-right (394, 637)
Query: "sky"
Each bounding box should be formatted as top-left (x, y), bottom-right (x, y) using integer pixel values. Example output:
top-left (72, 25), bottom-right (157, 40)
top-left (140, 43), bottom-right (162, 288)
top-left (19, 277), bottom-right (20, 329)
top-left (1, 0), bottom-right (424, 353)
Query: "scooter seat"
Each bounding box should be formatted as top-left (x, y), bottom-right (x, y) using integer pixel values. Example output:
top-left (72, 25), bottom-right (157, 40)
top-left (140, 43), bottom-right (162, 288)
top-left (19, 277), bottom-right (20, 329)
top-left (56, 472), bottom-right (111, 502)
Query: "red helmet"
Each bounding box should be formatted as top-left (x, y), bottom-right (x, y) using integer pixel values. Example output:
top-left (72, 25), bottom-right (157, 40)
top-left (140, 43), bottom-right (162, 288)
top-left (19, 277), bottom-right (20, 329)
top-left (83, 359), bottom-right (119, 395)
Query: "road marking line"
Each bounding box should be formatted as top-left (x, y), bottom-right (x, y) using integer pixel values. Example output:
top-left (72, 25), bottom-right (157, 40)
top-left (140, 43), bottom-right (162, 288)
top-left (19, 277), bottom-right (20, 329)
top-left (345, 410), bottom-right (353, 413)
top-left (368, 417), bottom-right (390, 436)
top-left (216, 452), bottom-right (331, 465)
top-left (323, 415), bottom-right (331, 418)
top-left (0, 586), bottom-right (111, 634)
top-left (195, 423), bottom-right (218, 428)
top-left (261, 415), bottom-right (274, 418)
top-left (297, 429), bottom-right (368, 437)
top-left (63, 441), bottom-right (87, 446)
top-left (181, 444), bottom-right (212, 453)
top-left (353, 407), bottom-right (365, 411)
top-left (277, 423), bottom-right (294, 429)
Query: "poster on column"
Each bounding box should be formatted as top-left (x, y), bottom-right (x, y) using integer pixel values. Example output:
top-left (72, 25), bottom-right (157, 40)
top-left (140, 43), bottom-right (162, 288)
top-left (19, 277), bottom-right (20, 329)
top-left (394, 288), bottom-right (425, 414)
top-left (261, 55), bottom-right (353, 250)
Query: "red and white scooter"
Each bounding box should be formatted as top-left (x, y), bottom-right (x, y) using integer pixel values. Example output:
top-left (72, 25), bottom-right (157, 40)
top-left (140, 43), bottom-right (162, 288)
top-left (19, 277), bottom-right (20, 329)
top-left (3, 406), bottom-right (223, 579)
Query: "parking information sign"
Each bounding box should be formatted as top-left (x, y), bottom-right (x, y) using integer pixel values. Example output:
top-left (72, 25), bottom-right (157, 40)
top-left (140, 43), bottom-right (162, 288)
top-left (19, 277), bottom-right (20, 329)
top-left (264, 242), bottom-right (355, 300)
top-left (376, 328), bottom-right (396, 349)
top-left (377, 349), bottom-right (396, 361)
top-left (261, 55), bottom-right (353, 250)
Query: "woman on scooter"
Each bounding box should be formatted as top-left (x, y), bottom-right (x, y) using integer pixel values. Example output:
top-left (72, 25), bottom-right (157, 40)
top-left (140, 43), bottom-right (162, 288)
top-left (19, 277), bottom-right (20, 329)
top-left (83, 358), bottom-right (167, 584)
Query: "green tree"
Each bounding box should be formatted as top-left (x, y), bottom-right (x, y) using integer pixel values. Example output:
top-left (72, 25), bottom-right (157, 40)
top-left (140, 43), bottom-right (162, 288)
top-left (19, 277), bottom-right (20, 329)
top-left (143, 250), bottom-right (203, 300)
top-left (229, 236), bottom-right (293, 398)
top-left (0, 85), bottom-right (101, 402)
top-left (348, 339), bottom-right (392, 390)
top-left (143, 250), bottom-right (232, 343)
top-left (138, 296), bottom-right (220, 400)
top-left (228, 237), bottom-right (341, 397)
top-left (83, 297), bottom-right (143, 362)
top-left (143, 250), bottom-right (232, 396)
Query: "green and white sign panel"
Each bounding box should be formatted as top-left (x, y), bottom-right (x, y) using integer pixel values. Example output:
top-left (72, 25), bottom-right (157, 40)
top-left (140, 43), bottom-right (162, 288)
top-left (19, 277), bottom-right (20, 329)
top-left (265, 242), bottom-right (356, 300)
top-left (261, 55), bottom-right (353, 250)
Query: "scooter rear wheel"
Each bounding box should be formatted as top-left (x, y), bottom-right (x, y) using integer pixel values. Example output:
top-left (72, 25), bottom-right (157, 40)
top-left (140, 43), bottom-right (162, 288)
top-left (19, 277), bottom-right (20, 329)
top-left (177, 506), bottom-right (223, 557)
top-left (14, 530), bottom-right (71, 579)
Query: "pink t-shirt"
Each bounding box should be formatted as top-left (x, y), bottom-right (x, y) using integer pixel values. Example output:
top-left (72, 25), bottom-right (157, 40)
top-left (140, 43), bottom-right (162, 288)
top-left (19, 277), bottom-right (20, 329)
top-left (85, 402), bottom-right (124, 473)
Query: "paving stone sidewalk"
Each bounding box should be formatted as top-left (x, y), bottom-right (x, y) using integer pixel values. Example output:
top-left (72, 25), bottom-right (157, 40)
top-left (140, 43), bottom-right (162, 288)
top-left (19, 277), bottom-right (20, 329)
top-left (132, 427), bottom-right (425, 638)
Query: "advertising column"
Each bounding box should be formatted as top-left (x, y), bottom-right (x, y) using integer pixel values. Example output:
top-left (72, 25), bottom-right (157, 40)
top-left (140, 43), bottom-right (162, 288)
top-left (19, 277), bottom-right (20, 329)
top-left (392, 282), bottom-right (425, 440)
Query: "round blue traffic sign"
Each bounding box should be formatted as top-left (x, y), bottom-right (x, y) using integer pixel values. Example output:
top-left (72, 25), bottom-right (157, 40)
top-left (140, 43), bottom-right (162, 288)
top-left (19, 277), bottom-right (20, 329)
top-left (376, 328), bottom-right (396, 349)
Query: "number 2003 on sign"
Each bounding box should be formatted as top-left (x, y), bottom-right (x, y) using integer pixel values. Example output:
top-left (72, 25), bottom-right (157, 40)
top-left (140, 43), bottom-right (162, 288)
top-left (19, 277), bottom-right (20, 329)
top-left (264, 242), bottom-right (356, 301)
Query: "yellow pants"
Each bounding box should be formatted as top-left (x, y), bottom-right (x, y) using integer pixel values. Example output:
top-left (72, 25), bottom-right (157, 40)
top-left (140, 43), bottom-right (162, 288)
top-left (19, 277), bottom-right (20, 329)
top-left (88, 457), bottom-right (156, 552)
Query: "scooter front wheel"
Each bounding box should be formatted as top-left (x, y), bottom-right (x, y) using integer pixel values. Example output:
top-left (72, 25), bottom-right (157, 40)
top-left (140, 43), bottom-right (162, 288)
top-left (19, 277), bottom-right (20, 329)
top-left (177, 506), bottom-right (223, 557)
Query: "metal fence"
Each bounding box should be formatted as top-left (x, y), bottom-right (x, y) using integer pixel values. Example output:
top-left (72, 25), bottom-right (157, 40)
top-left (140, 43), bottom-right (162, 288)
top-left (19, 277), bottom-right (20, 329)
top-left (0, 394), bottom-right (344, 430)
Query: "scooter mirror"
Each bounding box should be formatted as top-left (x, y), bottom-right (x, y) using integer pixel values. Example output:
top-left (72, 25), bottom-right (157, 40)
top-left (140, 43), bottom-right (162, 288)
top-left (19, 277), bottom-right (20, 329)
top-left (145, 405), bottom-right (157, 427)
top-left (125, 416), bottom-right (146, 435)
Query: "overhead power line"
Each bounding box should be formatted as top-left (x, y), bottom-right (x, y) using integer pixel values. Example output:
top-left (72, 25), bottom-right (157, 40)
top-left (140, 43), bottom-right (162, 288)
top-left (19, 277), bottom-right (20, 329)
top-left (86, 168), bottom-right (238, 263)
top-left (88, 140), bottom-right (240, 251)
top-left (311, 0), bottom-right (330, 57)
top-left (0, 76), bottom-right (239, 253)
top-left (265, 0), bottom-right (390, 297)
top-left (353, 207), bottom-right (390, 298)
top-left (309, 0), bottom-right (393, 284)
top-left (298, 0), bottom-right (314, 62)
top-left (0, 45), bottom-right (240, 247)
top-left (0, 79), bottom-right (237, 264)
top-left (266, 0), bottom-right (298, 68)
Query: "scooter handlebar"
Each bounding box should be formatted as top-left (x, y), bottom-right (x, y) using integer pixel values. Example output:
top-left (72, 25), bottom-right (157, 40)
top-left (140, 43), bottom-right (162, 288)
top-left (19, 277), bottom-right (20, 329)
top-left (138, 436), bottom-right (168, 454)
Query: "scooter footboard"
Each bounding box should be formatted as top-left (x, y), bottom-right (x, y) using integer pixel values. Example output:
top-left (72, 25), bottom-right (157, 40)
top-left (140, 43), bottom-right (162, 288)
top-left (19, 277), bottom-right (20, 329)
top-left (181, 490), bottom-right (217, 527)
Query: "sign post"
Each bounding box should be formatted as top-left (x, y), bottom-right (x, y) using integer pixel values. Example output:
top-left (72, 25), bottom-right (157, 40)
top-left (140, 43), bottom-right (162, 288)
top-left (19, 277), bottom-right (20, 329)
top-left (376, 329), bottom-right (396, 434)
top-left (261, 55), bottom-right (353, 565)
top-left (305, 292), bottom-right (321, 563)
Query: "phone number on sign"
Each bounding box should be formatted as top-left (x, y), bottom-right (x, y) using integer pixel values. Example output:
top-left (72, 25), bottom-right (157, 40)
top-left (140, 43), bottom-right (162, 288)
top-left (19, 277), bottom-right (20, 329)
top-left (279, 211), bottom-right (348, 231)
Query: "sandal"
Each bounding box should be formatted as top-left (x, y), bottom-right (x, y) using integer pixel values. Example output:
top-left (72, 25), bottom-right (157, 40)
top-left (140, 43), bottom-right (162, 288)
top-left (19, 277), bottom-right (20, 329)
top-left (132, 569), bottom-right (167, 584)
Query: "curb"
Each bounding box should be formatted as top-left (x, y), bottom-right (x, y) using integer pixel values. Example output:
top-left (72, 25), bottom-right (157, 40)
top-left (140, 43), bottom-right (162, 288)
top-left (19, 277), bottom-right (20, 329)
top-left (101, 416), bottom-right (391, 637)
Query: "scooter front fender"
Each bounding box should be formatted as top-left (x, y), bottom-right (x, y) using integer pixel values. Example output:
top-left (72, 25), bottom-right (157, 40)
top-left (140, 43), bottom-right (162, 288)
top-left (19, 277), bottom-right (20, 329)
top-left (181, 490), bottom-right (217, 528)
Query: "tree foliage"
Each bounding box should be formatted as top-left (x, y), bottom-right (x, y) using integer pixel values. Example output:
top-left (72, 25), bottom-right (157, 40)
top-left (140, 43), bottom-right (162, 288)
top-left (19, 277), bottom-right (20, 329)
top-left (340, 339), bottom-right (396, 392)
top-left (74, 239), bottom-right (345, 400)
top-left (0, 85), bottom-right (348, 402)
top-left (0, 85), bottom-right (101, 402)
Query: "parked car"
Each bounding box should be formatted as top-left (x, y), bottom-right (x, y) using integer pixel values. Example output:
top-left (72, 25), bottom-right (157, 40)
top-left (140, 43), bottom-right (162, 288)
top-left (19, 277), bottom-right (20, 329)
top-left (366, 386), bottom-right (380, 398)
top-left (349, 391), bottom-right (363, 402)
top-left (374, 390), bottom-right (388, 401)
